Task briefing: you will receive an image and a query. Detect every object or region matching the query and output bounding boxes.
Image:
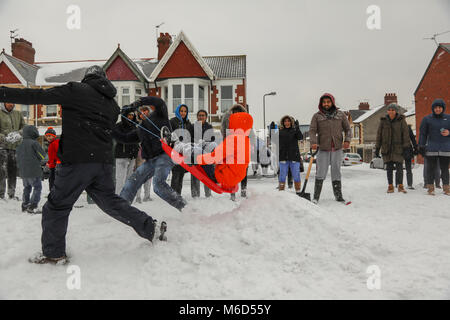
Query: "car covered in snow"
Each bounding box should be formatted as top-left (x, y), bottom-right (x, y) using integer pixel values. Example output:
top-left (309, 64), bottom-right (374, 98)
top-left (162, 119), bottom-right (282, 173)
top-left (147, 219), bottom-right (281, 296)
top-left (370, 156), bottom-right (416, 170)
top-left (342, 153), bottom-right (362, 166)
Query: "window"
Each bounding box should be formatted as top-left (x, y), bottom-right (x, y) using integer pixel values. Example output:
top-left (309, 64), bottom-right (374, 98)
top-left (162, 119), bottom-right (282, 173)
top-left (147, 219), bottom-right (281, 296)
top-left (221, 86), bottom-right (233, 113)
top-left (20, 105), bottom-right (30, 119)
top-left (122, 88), bottom-right (130, 106)
top-left (173, 85), bottom-right (182, 112)
top-left (354, 126), bottom-right (360, 139)
top-left (184, 84), bottom-right (193, 111)
top-left (46, 105), bottom-right (58, 117)
top-left (135, 88), bottom-right (143, 98)
top-left (164, 87), bottom-right (168, 104)
top-left (198, 86), bottom-right (205, 110)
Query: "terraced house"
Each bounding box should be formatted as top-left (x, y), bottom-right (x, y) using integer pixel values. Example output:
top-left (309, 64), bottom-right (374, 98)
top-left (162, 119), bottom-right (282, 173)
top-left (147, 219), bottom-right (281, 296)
top-left (0, 31), bottom-right (247, 134)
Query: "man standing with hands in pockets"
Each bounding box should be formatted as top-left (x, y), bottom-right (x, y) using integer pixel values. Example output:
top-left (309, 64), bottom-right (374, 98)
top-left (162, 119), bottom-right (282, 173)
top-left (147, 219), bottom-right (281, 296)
top-left (309, 93), bottom-right (352, 204)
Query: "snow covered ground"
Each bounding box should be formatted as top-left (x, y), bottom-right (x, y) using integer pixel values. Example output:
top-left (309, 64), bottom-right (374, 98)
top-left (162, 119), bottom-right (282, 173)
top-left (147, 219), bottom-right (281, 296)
top-left (1, 163), bottom-right (450, 299)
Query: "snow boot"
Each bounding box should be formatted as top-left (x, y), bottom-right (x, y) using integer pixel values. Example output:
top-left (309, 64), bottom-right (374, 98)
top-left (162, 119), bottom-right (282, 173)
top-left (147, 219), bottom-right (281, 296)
top-left (387, 184), bottom-right (395, 193)
top-left (407, 185), bottom-right (415, 190)
top-left (26, 204), bottom-right (41, 214)
top-left (230, 193), bottom-right (236, 201)
top-left (294, 182), bottom-right (301, 193)
top-left (278, 182), bottom-right (285, 191)
top-left (443, 185), bottom-right (450, 196)
top-left (312, 179), bottom-right (324, 204)
top-left (436, 184), bottom-right (442, 189)
top-left (332, 180), bottom-right (345, 202)
top-left (288, 182), bottom-right (293, 189)
top-left (241, 189), bottom-right (247, 198)
top-left (398, 184), bottom-right (407, 194)
top-left (29, 253), bottom-right (69, 265)
top-left (427, 184), bottom-right (435, 196)
top-left (21, 203), bottom-right (29, 212)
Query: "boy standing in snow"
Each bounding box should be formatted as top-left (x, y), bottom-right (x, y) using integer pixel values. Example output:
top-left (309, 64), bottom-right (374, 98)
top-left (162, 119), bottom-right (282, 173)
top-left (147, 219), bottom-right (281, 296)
top-left (16, 125), bottom-right (46, 213)
top-left (44, 127), bottom-right (60, 191)
top-left (309, 93), bottom-right (352, 203)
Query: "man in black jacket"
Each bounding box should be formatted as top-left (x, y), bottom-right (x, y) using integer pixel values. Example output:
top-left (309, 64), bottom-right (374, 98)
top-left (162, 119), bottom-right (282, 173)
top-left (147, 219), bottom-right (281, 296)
top-left (113, 97), bottom-right (186, 211)
top-left (403, 125), bottom-right (418, 189)
top-left (0, 66), bottom-right (160, 264)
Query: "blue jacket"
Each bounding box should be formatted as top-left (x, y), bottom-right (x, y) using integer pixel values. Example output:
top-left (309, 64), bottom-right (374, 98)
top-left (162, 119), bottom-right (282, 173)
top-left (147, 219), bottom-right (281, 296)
top-left (419, 101), bottom-right (450, 153)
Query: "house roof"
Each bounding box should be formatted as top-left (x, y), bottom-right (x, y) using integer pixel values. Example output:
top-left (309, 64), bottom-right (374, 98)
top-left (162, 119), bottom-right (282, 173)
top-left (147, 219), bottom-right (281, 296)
top-left (149, 31), bottom-right (215, 81)
top-left (353, 104), bottom-right (385, 123)
top-left (414, 43), bottom-right (450, 96)
top-left (1, 52), bottom-right (39, 85)
top-left (203, 55), bottom-right (246, 79)
top-left (349, 109), bottom-right (368, 122)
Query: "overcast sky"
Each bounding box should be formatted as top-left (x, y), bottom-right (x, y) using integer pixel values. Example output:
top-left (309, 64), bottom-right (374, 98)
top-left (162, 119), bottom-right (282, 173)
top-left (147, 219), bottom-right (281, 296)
top-left (1, 0), bottom-right (449, 128)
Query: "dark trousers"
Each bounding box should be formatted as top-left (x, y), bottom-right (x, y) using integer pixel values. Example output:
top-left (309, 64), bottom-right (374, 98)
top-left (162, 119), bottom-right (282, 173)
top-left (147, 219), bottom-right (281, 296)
top-left (191, 173), bottom-right (211, 198)
top-left (386, 161), bottom-right (403, 185)
top-left (425, 156), bottom-right (450, 186)
top-left (171, 165), bottom-right (186, 195)
top-left (0, 149), bottom-right (17, 198)
top-left (22, 177), bottom-right (42, 207)
top-left (404, 158), bottom-right (413, 187)
top-left (42, 163), bottom-right (155, 258)
top-left (49, 168), bottom-right (56, 191)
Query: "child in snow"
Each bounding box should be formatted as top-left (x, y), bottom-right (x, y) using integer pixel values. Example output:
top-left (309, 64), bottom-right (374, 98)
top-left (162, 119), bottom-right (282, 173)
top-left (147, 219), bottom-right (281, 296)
top-left (16, 125), bottom-right (47, 213)
top-left (44, 127), bottom-right (60, 191)
top-left (167, 110), bottom-right (253, 191)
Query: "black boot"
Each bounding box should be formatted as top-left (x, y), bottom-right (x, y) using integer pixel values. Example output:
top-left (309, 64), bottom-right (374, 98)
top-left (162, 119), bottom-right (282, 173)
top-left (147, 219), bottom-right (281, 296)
top-left (313, 179), bottom-right (324, 204)
top-left (332, 180), bottom-right (345, 202)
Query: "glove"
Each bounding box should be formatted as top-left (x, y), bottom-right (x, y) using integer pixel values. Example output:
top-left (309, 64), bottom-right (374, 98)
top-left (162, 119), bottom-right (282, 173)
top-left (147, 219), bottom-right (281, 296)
top-left (402, 148), bottom-right (410, 159)
top-left (42, 166), bottom-right (50, 180)
top-left (417, 145), bottom-right (426, 156)
top-left (375, 148), bottom-right (380, 158)
top-left (5, 131), bottom-right (22, 144)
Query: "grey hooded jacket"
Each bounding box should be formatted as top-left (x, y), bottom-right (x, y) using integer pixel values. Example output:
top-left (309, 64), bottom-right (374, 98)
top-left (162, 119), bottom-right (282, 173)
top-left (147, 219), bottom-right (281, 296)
top-left (16, 125), bottom-right (47, 178)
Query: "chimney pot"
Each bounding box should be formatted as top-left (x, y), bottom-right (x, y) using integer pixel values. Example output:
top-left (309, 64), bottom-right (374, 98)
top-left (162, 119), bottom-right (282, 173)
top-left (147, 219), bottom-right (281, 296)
top-left (157, 32), bottom-right (173, 61)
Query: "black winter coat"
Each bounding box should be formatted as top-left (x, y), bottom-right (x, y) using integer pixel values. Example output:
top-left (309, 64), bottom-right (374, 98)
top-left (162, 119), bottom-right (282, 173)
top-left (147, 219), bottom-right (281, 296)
top-left (279, 126), bottom-right (303, 162)
top-left (170, 116), bottom-right (193, 143)
top-left (114, 116), bottom-right (139, 159)
top-left (0, 74), bottom-right (119, 164)
top-left (112, 97), bottom-right (170, 160)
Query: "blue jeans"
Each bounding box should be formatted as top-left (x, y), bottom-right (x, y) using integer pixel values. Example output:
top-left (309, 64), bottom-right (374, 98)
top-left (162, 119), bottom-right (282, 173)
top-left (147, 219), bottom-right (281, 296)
top-left (120, 153), bottom-right (186, 210)
top-left (22, 177), bottom-right (42, 206)
top-left (279, 161), bottom-right (301, 183)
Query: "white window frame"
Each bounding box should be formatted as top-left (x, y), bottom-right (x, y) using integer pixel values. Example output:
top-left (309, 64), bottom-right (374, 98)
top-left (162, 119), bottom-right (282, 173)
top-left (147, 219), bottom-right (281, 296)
top-left (45, 105), bottom-right (58, 118)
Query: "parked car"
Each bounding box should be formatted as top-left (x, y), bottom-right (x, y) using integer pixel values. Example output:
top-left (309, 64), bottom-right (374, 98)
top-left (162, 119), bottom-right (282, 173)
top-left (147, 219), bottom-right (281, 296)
top-left (370, 156), bottom-right (416, 170)
top-left (342, 153), bottom-right (363, 166)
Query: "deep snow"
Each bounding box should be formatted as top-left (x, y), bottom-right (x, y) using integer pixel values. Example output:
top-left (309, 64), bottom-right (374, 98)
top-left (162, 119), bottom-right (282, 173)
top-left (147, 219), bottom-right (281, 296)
top-left (1, 163), bottom-right (450, 299)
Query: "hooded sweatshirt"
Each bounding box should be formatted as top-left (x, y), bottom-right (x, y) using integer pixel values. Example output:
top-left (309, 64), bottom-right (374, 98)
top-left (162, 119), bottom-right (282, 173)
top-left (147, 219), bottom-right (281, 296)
top-left (309, 93), bottom-right (352, 151)
top-left (170, 104), bottom-right (192, 142)
top-left (419, 99), bottom-right (450, 155)
top-left (16, 125), bottom-right (46, 178)
top-left (196, 112), bottom-right (253, 189)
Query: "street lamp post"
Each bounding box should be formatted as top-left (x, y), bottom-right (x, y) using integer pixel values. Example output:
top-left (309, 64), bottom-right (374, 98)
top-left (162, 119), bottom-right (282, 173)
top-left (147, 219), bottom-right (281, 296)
top-left (263, 91), bottom-right (276, 138)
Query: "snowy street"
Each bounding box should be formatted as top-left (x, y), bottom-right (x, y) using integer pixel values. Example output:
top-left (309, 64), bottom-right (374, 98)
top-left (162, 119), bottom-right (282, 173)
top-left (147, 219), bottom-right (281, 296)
top-left (1, 163), bottom-right (449, 299)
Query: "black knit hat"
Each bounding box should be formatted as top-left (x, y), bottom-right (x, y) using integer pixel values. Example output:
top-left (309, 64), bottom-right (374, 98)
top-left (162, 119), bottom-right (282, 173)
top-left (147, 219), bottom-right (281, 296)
top-left (45, 127), bottom-right (56, 137)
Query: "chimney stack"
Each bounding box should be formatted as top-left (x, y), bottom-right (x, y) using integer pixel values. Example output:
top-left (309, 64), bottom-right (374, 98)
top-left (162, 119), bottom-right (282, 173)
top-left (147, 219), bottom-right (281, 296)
top-left (358, 102), bottom-right (370, 110)
top-left (384, 93), bottom-right (398, 106)
top-left (157, 33), bottom-right (172, 61)
top-left (11, 38), bottom-right (35, 65)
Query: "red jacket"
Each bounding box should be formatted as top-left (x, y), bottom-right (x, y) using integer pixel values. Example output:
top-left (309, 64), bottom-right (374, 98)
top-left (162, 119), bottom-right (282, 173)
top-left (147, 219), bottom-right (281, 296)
top-left (197, 113), bottom-right (253, 189)
top-left (47, 139), bottom-right (61, 168)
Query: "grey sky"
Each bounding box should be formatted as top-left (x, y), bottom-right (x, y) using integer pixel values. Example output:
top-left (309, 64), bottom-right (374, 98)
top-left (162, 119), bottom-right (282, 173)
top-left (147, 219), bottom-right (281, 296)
top-left (1, 0), bottom-right (449, 128)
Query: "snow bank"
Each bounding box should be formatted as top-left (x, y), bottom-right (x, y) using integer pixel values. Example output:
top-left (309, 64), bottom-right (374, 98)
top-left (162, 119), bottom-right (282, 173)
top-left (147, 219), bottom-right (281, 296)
top-left (1, 164), bottom-right (450, 299)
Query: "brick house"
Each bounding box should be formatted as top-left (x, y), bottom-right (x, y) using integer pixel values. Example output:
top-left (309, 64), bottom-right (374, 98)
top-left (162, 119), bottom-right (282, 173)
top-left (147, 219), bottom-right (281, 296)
top-left (414, 43), bottom-right (450, 163)
top-left (0, 31), bottom-right (247, 134)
